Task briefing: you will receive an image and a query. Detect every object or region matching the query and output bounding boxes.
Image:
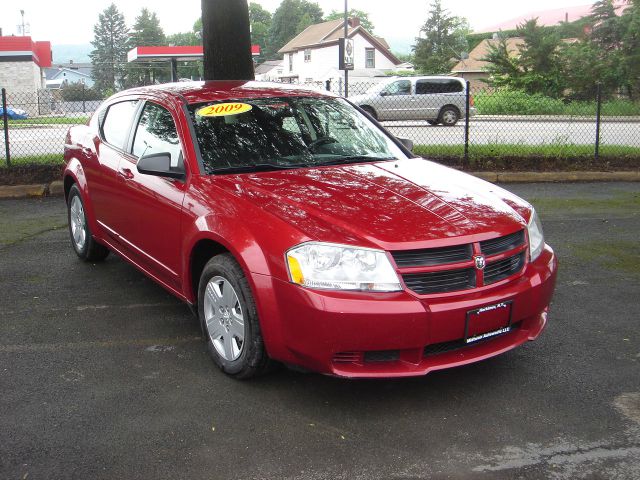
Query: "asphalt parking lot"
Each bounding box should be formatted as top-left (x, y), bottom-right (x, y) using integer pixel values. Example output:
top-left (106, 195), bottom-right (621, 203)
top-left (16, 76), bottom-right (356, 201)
top-left (1, 182), bottom-right (639, 480)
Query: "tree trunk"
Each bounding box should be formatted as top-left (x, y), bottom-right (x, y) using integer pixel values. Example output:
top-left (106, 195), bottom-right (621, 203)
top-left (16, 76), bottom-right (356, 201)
top-left (201, 0), bottom-right (254, 81)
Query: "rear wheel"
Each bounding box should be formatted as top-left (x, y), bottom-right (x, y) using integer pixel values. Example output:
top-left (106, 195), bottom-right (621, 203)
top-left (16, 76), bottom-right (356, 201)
top-left (361, 106), bottom-right (377, 120)
top-left (198, 254), bottom-right (271, 379)
top-left (67, 184), bottom-right (109, 262)
top-left (439, 106), bottom-right (460, 126)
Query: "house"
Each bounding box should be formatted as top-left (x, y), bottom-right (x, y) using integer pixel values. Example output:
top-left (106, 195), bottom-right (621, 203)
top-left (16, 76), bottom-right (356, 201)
top-left (0, 35), bottom-right (53, 115)
top-left (451, 37), bottom-right (524, 91)
top-left (254, 60), bottom-right (284, 81)
top-left (452, 36), bottom-right (578, 91)
top-left (277, 18), bottom-right (401, 85)
top-left (45, 61), bottom-right (94, 88)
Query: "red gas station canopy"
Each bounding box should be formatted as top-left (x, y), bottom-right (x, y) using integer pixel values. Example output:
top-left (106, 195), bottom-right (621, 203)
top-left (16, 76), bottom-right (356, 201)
top-left (127, 45), bottom-right (260, 63)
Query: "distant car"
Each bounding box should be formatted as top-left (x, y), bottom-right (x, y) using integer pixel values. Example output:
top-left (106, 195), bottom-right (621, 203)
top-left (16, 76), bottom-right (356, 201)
top-left (350, 76), bottom-right (476, 126)
top-left (63, 81), bottom-right (556, 379)
top-left (0, 107), bottom-right (28, 120)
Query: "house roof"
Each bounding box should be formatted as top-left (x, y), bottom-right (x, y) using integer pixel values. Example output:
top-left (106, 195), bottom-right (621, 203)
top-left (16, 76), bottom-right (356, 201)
top-left (452, 38), bottom-right (523, 73)
top-left (278, 19), bottom-right (400, 65)
top-left (254, 60), bottom-right (283, 75)
top-left (476, 1), bottom-right (629, 33)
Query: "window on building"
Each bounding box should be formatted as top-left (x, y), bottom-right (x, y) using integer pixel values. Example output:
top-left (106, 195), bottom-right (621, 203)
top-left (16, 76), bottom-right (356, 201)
top-left (289, 54), bottom-right (293, 72)
top-left (365, 48), bottom-right (375, 68)
top-left (304, 49), bottom-right (311, 62)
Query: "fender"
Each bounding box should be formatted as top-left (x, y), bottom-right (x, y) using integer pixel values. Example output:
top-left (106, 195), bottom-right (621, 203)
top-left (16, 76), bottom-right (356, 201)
top-left (62, 159), bottom-right (103, 240)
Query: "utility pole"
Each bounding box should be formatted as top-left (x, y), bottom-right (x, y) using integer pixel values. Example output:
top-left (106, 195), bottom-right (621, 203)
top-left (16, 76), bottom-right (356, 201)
top-left (343, 0), bottom-right (348, 97)
top-left (201, 0), bottom-right (254, 81)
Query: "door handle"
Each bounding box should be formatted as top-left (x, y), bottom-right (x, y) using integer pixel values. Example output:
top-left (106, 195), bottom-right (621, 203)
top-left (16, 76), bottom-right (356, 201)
top-left (118, 168), bottom-right (134, 180)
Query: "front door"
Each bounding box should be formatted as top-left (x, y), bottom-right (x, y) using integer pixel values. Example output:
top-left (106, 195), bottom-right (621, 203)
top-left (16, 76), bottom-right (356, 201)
top-left (116, 100), bottom-right (187, 290)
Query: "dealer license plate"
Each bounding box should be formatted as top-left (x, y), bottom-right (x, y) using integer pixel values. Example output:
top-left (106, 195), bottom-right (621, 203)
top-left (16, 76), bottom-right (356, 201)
top-left (465, 301), bottom-right (513, 344)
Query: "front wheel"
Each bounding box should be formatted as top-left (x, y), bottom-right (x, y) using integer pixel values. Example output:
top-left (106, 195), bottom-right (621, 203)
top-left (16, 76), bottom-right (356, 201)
top-left (67, 184), bottom-right (109, 262)
top-left (361, 106), bottom-right (377, 120)
top-left (198, 254), bottom-right (271, 379)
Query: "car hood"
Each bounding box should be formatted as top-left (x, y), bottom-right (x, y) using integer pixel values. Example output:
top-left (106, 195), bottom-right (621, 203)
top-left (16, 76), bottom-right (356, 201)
top-left (211, 158), bottom-right (530, 250)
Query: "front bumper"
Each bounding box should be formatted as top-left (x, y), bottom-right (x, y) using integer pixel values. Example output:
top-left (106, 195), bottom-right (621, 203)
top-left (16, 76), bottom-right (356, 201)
top-left (254, 245), bottom-right (557, 378)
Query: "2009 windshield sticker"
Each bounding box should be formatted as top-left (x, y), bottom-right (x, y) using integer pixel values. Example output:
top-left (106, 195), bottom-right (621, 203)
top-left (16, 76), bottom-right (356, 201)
top-left (196, 103), bottom-right (252, 117)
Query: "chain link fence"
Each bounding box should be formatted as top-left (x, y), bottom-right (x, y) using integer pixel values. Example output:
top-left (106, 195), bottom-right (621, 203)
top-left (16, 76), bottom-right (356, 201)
top-left (2, 78), bottom-right (639, 169)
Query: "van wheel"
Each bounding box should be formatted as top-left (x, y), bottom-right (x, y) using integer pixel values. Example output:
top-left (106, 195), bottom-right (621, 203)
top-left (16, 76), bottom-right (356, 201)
top-left (198, 254), bottom-right (271, 379)
top-left (439, 107), bottom-right (460, 126)
top-left (67, 184), bottom-right (109, 262)
top-left (361, 106), bottom-right (377, 120)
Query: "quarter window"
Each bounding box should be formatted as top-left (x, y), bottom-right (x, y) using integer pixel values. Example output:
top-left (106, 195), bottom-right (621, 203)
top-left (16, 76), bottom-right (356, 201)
top-left (101, 100), bottom-right (138, 149)
top-left (416, 79), bottom-right (464, 94)
top-left (132, 102), bottom-right (183, 169)
top-left (365, 48), bottom-right (375, 68)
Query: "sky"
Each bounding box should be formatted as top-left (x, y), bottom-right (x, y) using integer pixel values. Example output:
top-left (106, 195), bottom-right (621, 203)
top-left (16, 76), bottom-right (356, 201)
top-left (3, 0), bottom-right (597, 49)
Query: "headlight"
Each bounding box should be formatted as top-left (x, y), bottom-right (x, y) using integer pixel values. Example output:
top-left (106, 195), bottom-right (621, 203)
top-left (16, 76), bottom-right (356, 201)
top-left (286, 242), bottom-right (402, 292)
top-left (527, 208), bottom-right (545, 262)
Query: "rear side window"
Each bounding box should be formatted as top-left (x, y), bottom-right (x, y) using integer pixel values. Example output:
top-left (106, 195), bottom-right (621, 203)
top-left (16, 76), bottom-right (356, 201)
top-left (101, 100), bottom-right (138, 149)
top-left (416, 79), bottom-right (464, 95)
top-left (132, 102), bottom-right (183, 168)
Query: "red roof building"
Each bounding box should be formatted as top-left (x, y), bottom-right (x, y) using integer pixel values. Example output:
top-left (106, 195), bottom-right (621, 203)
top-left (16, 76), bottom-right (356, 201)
top-left (0, 36), bottom-right (53, 99)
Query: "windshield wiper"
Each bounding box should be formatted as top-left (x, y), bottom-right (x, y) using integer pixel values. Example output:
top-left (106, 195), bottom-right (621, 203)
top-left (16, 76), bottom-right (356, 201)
top-left (210, 163), bottom-right (306, 174)
top-left (313, 156), bottom-right (395, 167)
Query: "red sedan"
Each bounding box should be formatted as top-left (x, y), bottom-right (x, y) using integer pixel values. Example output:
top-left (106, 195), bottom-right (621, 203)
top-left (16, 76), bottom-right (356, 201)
top-left (63, 81), bottom-right (557, 379)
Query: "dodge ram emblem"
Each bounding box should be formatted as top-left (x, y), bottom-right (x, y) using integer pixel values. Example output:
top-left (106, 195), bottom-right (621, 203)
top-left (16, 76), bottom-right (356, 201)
top-left (474, 255), bottom-right (486, 270)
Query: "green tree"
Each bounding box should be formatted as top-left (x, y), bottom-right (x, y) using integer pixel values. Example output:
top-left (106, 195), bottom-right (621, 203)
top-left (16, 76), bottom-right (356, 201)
top-left (413, 0), bottom-right (469, 74)
top-left (89, 4), bottom-right (129, 94)
top-left (266, 0), bottom-right (323, 58)
top-left (249, 2), bottom-right (272, 55)
top-left (127, 8), bottom-right (167, 87)
top-left (324, 9), bottom-right (375, 33)
top-left (482, 19), bottom-right (565, 98)
top-left (619, 0), bottom-right (640, 99)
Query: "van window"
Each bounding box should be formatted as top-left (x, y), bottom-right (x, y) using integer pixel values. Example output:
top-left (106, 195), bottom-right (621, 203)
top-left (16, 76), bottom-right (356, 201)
top-left (416, 79), bottom-right (464, 95)
top-left (381, 80), bottom-right (411, 96)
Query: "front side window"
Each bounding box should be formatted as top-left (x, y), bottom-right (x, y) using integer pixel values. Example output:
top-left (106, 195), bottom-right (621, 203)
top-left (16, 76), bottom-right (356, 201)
top-left (381, 80), bottom-right (411, 96)
top-left (365, 48), bottom-right (375, 68)
top-left (101, 100), bottom-right (138, 149)
top-left (132, 102), bottom-right (183, 169)
top-left (188, 96), bottom-right (407, 174)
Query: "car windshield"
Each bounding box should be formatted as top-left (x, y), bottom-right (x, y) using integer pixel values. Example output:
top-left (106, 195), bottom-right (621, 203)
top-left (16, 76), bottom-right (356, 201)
top-left (187, 96), bottom-right (407, 174)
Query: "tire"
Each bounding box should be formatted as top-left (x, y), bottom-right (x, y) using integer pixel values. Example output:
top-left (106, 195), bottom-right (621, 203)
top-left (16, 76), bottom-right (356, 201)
top-left (67, 184), bottom-right (109, 262)
top-left (198, 253), bottom-right (271, 379)
top-left (438, 106), bottom-right (460, 126)
top-left (361, 106), bottom-right (377, 120)
top-left (427, 120), bottom-right (439, 126)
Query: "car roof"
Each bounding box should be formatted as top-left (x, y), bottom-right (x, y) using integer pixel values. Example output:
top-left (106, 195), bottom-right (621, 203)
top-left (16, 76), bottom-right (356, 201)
top-left (120, 80), bottom-right (337, 104)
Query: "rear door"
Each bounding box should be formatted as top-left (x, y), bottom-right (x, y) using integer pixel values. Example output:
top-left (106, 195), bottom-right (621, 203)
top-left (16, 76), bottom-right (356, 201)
top-left (115, 99), bottom-right (188, 289)
top-left (89, 99), bottom-right (139, 244)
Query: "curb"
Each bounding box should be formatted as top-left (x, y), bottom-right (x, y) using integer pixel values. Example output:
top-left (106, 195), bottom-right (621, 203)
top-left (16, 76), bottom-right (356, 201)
top-left (1, 173), bottom-right (639, 199)
top-left (471, 171), bottom-right (640, 183)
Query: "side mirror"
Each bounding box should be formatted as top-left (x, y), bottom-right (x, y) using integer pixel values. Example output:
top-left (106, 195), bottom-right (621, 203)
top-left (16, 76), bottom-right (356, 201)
top-left (137, 153), bottom-right (184, 180)
top-left (396, 137), bottom-right (414, 152)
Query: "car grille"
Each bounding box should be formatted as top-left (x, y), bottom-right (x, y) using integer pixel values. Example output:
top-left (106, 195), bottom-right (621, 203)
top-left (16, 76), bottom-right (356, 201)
top-left (393, 230), bottom-right (527, 295)
top-left (423, 322), bottom-right (521, 357)
top-left (484, 251), bottom-right (526, 285)
top-left (403, 268), bottom-right (476, 294)
top-left (391, 244), bottom-right (472, 267)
